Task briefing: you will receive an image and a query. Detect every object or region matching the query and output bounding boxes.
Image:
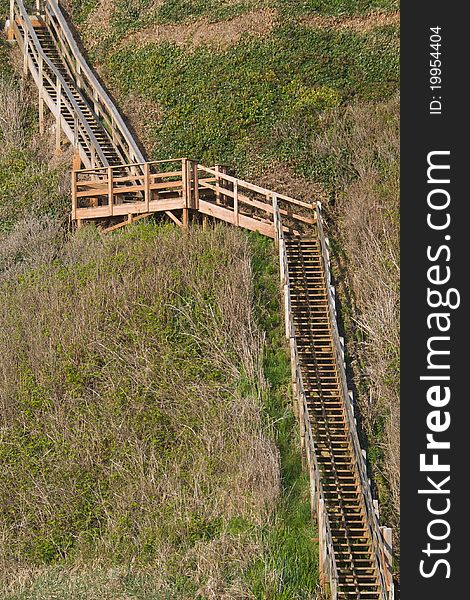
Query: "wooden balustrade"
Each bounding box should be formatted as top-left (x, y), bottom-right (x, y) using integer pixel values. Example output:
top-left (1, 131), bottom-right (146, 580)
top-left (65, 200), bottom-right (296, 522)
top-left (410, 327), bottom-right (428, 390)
top-left (72, 159), bottom-right (317, 234)
top-left (10, 0), bottom-right (110, 167)
top-left (42, 0), bottom-right (144, 166)
top-left (9, 6), bottom-right (394, 596)
top-left (274, 198), bottom-right (339, 597)
top-left (316, 203), bottom-right (394, 598)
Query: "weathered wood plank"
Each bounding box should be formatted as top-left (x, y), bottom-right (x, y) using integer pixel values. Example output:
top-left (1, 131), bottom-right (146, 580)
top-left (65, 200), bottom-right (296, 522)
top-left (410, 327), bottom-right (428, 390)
top-left (198, 200), bottom-right (275, 238)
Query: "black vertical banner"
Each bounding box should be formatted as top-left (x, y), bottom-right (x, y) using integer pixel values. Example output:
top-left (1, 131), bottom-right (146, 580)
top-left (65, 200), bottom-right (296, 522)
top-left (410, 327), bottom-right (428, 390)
top-left (401, 3), bottom-right (467, 598)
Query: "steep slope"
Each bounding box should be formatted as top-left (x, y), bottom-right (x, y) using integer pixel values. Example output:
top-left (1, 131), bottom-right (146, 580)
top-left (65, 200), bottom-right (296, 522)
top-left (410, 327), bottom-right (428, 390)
top-left (1, 35), bottom-right (320, 600)
top-left (1, 0), bottom-right (400, 596)
top-left (67, 0), bottom-right (400, 543)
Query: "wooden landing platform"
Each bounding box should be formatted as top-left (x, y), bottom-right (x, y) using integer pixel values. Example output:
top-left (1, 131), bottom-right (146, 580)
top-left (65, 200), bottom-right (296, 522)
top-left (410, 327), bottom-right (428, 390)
top-left (73, 158), bottom-right (317, 237)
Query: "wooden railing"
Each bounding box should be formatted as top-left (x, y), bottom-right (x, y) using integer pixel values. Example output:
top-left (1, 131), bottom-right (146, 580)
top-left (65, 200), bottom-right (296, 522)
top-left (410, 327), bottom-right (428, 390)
top-left (72, 159), bottom-right (317, 235)
top-left (273, 196), bottom-right (339, 598)
top-left (316, 203), bottom-right (394, 599)
top-left (9, 0), bottom-right (109, 167)
top-left (273, 197), bottom-right (394, 600)
top-left (73, 158), bottom-right (196, 222)
top-left (8, 6), bottom-right (393, 594)
top-left (8, 1), bottom-right (144, 168)
top-left (196, 164), bottom-right (316, 237)
top-left (40, 0), bottom-right (145, 165)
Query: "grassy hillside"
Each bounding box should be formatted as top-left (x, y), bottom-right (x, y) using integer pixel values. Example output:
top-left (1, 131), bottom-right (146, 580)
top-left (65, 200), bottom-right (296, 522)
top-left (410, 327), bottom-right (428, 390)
top-left (67, 0), bottom-right (400, 536)
top-left (0, 221), bottom-right (320, 598)
top-left (1, 39), bottom-right (320, 599)
top-left (1, 0), bottom-right (399, 595)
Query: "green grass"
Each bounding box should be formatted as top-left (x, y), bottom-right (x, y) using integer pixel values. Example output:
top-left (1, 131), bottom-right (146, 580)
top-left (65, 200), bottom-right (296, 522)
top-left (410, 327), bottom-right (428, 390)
top-left (276, 0), bottom-right (398, 17)
top-left (0, 34), bottom-right (13, 75)
top-left (1, 0), bottom-right (400, 590)
top-left (70, 0), bottom-right (99, 24)
top-left (155, 0), bottom-right (260, 25)
top-left (102, 23), bottom-right (398, 175)
top-left (0, 149), bottom-right (69, 232)
top-left (69, 0), bottom-right (398, 33)
top-left (247, 233), bottom-right (320, 597)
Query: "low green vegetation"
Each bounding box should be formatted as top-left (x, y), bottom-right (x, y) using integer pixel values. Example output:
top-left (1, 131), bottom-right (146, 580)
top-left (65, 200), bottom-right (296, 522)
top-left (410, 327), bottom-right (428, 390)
top-left (69, 0), bottom-right (398, 31)
top-left (102, 24), bottom-right (398, 173)
top-left (70, 0), bottom-right (98, 24)
top-left (78, 0), bottom-right (400, 553)
top-left (275, 0), bottom-right (398, 17)
top-left (0, 222), bottom-right (319, 598)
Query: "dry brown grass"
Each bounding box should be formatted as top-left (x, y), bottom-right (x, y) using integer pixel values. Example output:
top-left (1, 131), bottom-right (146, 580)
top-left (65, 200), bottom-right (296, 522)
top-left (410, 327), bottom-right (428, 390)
top-left (0, 224), bottom-right (281, 596)
top-left (0, 74), bottom-right (70, 232)
top-left (80, 3), bottom-right (397, 52)
top-left (302, 11), bottom-right (399, 33)
top-left (311, 96), bottom-right (400, 538)
top-left (0, 75), bottom-right (29, 153)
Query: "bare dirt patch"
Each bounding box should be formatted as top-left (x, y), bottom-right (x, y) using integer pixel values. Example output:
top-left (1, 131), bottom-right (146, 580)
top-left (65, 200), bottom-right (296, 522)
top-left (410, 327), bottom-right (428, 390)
top-left (81, 0), bottom-right (119, 46)
top-left (83, 6), bottom-right (396, 52)
top-left (119, 93), bottom-right (163, 154)
top-left (257, 161), bottom-right (328, 206)
top-left (118, 8), bottom-right (277, 50)
top-left (302, 11), bottom-right (399, 33)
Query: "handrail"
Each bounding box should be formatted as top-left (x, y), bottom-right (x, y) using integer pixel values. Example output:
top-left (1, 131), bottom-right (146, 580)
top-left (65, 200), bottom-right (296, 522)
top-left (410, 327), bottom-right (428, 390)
top-left (274, 199), bottom-right (393, 599)
top-left (316, 203), bottom-right (394, 599)
top-left (199, 164), bottom-right (314, 209)
top-left (11, 0), bottom-right (109, 167)
top-left (72, 159), bottom-right (317, 233)
top-left (41, 0), bottom-right (145, 165)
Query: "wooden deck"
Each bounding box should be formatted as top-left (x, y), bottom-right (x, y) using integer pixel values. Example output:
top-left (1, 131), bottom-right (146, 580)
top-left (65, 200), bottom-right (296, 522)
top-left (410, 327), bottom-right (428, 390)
top-left (72, 159), bottom-right (317, 235)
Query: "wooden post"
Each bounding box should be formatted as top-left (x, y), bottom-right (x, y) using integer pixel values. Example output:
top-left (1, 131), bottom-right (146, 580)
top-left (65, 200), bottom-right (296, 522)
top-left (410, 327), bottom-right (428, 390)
top-left (192, 161), bottom-right (199, 210)
top-left (181, 158), bottom-right (188, 228)
top-left (214, 164), bottom-right (221, 205)
top-left (38, 56), bottom-right (44, 135)
top-left (76, 63), bottom-right (82, 90)
top-left (55, 78), bottom-right (61, 154)
top-left (144, 162), bottom-right (150, 213)
top-left (272, 193), bottom-right (279, 248)
top-left (214, 164), bottom-right (227, 205)
top-left (111, 117), bottom-right (118, 145)
top-left (381, 526), bottom-right (393, 593)
top-left (73, 115), bottom-right (78, 148)
top-left (6, 21), bottom-right (15, 42)
top-left (233, 180), bottom-right (239, 226)
top-left (156, 164), bottom-right (162, 203)
top-left (71, 170), bottom-right (77, 222)
top-left (72, 152), bottom-right (82, 171)
top-left (93, 89), bottom-right (99, 116)
top-left (8, 1), bottom-right (15, 41)
top-left (108, 166), bottom-right (113, 216)
top-left (309, 463), bottom-right (317, 517)
top-left (318, 499), bottom-right (325, 585)
top-left (23, 31), bottom-right (29, 76)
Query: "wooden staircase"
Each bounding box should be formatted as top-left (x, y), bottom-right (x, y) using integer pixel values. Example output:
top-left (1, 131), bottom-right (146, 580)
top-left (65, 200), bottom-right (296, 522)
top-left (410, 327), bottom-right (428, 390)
top-left (285, 236), bottom-right (381, 599)
top-left (32, 24), bottom-right (123, 166)
top-left (6, 2), bottom-right (394, 598)
top-left (8, 0), bottom-right (145, 170)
